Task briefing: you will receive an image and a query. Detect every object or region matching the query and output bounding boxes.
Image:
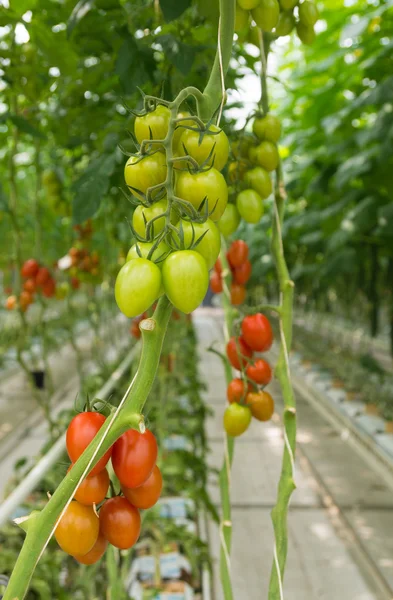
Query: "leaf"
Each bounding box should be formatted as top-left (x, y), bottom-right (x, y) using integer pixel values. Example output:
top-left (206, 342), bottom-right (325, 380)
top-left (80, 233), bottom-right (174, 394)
top-left (67, 0), bottom-right (95, 38)
top-left (115, 36), bottom-right (155, 94)
top-left (29, 22), bottom-right (78, 75)
top-left (159, 35), bottom-right (197, 75)
top-left (159, 0), bottom-right (192, 21)
top-left (72, 153), bottom-right (117, 224)
top-left (8, 114), bottom-right (46, 139)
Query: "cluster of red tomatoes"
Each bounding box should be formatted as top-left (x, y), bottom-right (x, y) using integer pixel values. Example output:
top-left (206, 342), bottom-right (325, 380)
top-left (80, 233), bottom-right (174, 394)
top-left (55, 411), bottom-right (162, 564)
top-left (68, 247), bottom-right (100, 279)
top-left (5, 259), bottom-right (56, 312)
top-left (224, 313), bottom-right (274, 436)
top-left (210, 240), bottom-right (251, 306)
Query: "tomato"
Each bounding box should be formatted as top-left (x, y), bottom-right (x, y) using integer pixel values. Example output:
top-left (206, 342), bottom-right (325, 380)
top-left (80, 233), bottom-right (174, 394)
top-left (227, 240), bottom-right (249, 268)
top-left (74, 532), bottom-right (108, 565)
top-left (175, 168), bottom-right (228, 222)
top-left (210, 271), bottom-right (223, 294)
top-left (20, 290), bottom-right (34, 308)
top-left (178, 124), bottom-right (229, 171)
top-left (35, 267), bottom-right (51, 286)
top-left (55, 501), bottom-right (99, 556)
top-left (275, 11), bottom-right (295, 36)
top-left (298, 1), bottom-right (319, 26)
top-left (42, 279), bottom-right (56, 298)
top-left (226, 336), bottom-right (253, 370)
top-left (121, 464), bottom-right (162, 510)
top-left (66, 412), bottom-right (112, 477)
top-left (227, 160), bottom-right (248, 183)
top-left (253, 114), bottom-right (281, 143)
top-left (218, 203), bottom-right (240, 237)
top-left (173, 218), bottom-right (221, 270)
top-left (131, 322), bottom-right (141, 338)
top-left (23, 278), bottom-right (36, 293)
top-left (245, 167), bottom-right (272, 199)
top-left (241, 313), bottom-right (273, 352)
top-left (162, 250), bottom-right (209, 313)
top-left (233, 260), bottom-right (252, 285)
top-left (126, 240), bottom-right (169, 265)
top-left (236, 189), bottom-right (264, 224)
top-left (134, 105), bottom-right (170, 144)
top-left (252, 0), bottom-right (279, 32)
top-left (71, 467), bottom-right (110, 506)
top-left (279, 0), bottom-right (297, 8)
top-left (256, 141), bottom-right (279, 172)
top-left (5, 295), bottom-right (17, 310)
top-left (21, 258), bottom-right (39, 279)
top-left (232, 135), bottom-right (253, 159)
top-left (214, 258), bottom-right (222, 276)
top-left (296, 22), bottom-right (316, 45)
top-left (246, 359), bottom-right (272, 385)
top-left (124, 153), bottom-right (167, 200)
top-left (112, 428), bottom-right (158, 488)
top-left (71, 277), bottom-right (80, 290)
top-left (231, 283), bottom-right (246, 305)
top-left (235, 5), bottom-right (249, 34)
top-left (173, 112), bottom-right (194, 151)
top-left (227, 378), bottom-right (251, 404)
top-left (100, 497), bottom-right (141, 550)
top-left (132, 197), bottom-right (178, 239)
top-left (246, 391), bottom-right (274, 421)
top-left (248, 145), bottom-right (259, 163)
top-left (56, 282), bottom-right (70, 300)
top-left (223, 403), bottom-right (252, 437)
top-left (115, 258), bottom-right (162, 318)
top-left (237, 0), bottom-right (260, 8)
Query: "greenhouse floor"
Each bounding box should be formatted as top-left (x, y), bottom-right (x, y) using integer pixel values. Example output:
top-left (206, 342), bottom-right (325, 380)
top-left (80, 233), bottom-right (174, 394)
top-left (195, 309), bottom-right (393, 600)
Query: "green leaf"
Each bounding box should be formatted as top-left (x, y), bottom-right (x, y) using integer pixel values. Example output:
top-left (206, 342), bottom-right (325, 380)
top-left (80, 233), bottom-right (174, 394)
top-left (115, 36), bottom-right (155, 94)
top-left (72, 153), bottom-right (117, 224)
top-left (29, 22), bottom-right (78, 75)
top-left (8, 115), bottom-right (46, 139)
top-left (159, 0), bottom-right (192, 21)
top-left (159, 35), bottom-right (197, 75)
top-left (67, 0), bottom-right (95, 38)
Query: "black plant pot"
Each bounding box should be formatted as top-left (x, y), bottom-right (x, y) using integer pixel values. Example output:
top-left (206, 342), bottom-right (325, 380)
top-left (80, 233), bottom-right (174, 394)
top-left (31, 370), bottom-right (46, 390)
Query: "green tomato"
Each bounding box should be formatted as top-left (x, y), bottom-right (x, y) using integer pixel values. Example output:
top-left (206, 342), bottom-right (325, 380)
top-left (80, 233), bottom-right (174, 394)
top-left (55, 282), bottom-right (70, 300)
top-left (173, 112), bottom-right (194, 152)
top-left (178, 124), bottom-right (229, 171)
top-left (236, 189), bottom-right (264, 224)
top-left (173, 218), bottom-right (221, 270)
top-left (175, 168), bottom-right (228, 222)
top-left (252, 0), bottom-right (280, 32)
top-left (256, 141), bottom-right (279, 172)
top-left (279, 0), bottom-right (297, 9)
top-left (237, 0), bottom-right (260, 9)
top-left (134, 105), bottom-right (171, 145)
top-left (244, 167), bottom-right (272, 199)
top-left (124, 153), bottom-right (167, 200)
top-left (115, 258), bottom-right (162, 317)
top-left (296, 22), bottom-right (316, 44)
top-left (248, 145), bottom-right (258, 164)
top-left (253, 114), bottom-right (281, 143)
top-left (126, 240), bottom-right (170, 265)
top-left (162, 250), bottom-right (209, 313)
top-left (235, 5), bottom-right (249, 33)
top-left (218, 204), bottom-right (241, 237)
top-left (132, 198), bottom-right (178, 239)
top-left (223, 403), bottom-right (252, 437)
top-left (275, 11), bottom-right (296, 36)
top-left (299, 1), bottom-right (319, 26)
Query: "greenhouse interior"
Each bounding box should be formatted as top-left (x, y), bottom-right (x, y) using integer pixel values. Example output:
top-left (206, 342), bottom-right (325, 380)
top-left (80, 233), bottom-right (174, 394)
top-left (0, 0), bottom-right (393, 599)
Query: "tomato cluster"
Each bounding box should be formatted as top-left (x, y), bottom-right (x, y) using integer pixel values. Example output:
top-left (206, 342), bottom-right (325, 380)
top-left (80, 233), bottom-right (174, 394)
top-left (224, 313), bottom-right (275, 436)
top-left (5, 259), bottom-right (57, 312)
top-left (235, 0), bottom-right (319, 47)
top-left (55, 411), bottom-right (162, 562)
top-left (210, 240), bottom-right (252, 306)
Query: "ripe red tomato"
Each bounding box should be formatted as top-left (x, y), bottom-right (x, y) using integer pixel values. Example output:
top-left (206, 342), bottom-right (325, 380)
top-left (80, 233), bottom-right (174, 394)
top-left (21, 258), bottom-right (39, 279)
top-left (100, 497), bottom-right (141, 549)
top-left (66, 412), bottom-right (112, 477)
top-left (233, 260), bottom-right (252, 285)
top-left (241, 313), bottom-right (273, 352)
top-left (230, 283), bottom-right (246, 305)
top-left (23, 278), bottom-right (36, 293)
top-left (112, 428), bottom-right (157, 488)
top-left (246, 359), bottom-right (272, 385)
top-left (246, 391), bottom-right (274, 421)
top-left (210, 271), bottom-right (223, 294)
top-left (121, 465), bottom-right (163, 509)
top-left (71, 277), bottom-right (80, 289)
top-left (227, 240), bottom-right (249, 268)
top-left (226, 336), bottom-right (253, 370)
top-left (223, 402), bottom-right (252, 436)
top-left (214, 258), bottom-right (222, 276)
top-left (55, 501), bottom-right (99, 556)
top-left (36, 267), bottom-right (51, 286)
top-left (130, 322), bottom-right (141, 338)
top-left (20, 290), bottom-right (34, 309)
top-left (42, 279), bottom-right (56, 298)
top-left (69, 466), bottom-right (110, 506)
top-left (73, 531), bottom-right (108, 565)
top-left (227, 378), bottom-right (251, 403)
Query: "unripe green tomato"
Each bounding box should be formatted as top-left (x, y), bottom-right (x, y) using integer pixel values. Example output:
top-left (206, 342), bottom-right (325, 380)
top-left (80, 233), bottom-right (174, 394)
top-left (124, 153), bottom-right (167, 200)
top-left (247, 25), bottom-right (260, 47)
top-left (237, 0), bottom-right (260, 8)
top-left (252, 0), bottom-right (279, 32)
top-left (275, 11), bottom-right (296, 36)
top-left (218, 204), bottom-right (241, 237)
top-left (253, 114), bottom-right (281, 143)
top-left (279, 0), bottom-right (297, 9)
top-left (162, 250), bottom-right (209, 313)
top-left (244, 167), bottom-right (272, 199)
top-left (175, 168), bottom-right (228, 222)
top-left (115, 258), bottom-right (162, 317)
top-left (296, 22), bottom-right (316, 44)
top-left (227, 160), bottom-right (248, 182)
top-left (232, 134), bottom-right (254, 159)
top-left (134, 105), bottom-right (171, 145)
top-left (126, 240), bottom-right (170, 265)
top-left (235, 5), bottom-right (249, 33)
top-left (132, 198), bottom-right (178, 239)
top-left (223, 403), bottom-right (252, 437)
top-left (178, 124), bottom-right (229, 171)
top-left (248, 146), bottom-right (259, 163)
top-left (172, 218), bottom-right (220, 270)
top-left (55, 282), bottom-right (70, 300)
top-left (256, 141), bottom-right (279, 172)
top-left (236, 189), bottom-right (264, 224)
top-left (173, 112), bottom-right (194, 152)
top-left (298, 1), bottom-right (319, 26)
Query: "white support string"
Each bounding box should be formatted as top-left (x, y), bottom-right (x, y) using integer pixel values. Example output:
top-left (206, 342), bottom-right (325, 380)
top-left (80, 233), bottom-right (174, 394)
top-left (274, 542), bottom-right (285, 600)
top-left (217, 16), bottom-right (226, 126)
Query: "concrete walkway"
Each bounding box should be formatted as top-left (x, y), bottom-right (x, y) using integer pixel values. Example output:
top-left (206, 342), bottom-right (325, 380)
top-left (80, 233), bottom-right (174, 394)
top-left (194, 309), bottom-right (393, 600)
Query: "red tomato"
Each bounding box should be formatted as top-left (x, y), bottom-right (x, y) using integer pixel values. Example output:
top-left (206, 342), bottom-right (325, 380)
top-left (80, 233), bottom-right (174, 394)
top-left (55, 501), bottom-right (99, 556)
top-left (71, 277), bottom-right (80, 290)
top-left (69, 466), bottom-right (110, 506)
top-left (233, 260), bottom-right (252, 285)
top-left (246, 359), bottom-right (272, 385)
top-left (121, 465), bottom-right (163, 509)
top-left (21, 258), bottom-right (39, 279)
top-left (100, 497), bottom-right (141, 550)
top-left (214, 258), bottom-right (222, 275)
top-left (130, 322), bottom-right (141, 338)
top-left (210, 271), bottom-right (223, 294)
top-left (227, 240), bottom-right (249, 268)
top-left (20, 290), bottom-right (34, 309)
top-left (230, 283), bottom-right (246, 305)
top-left (226, 336), bottom-right (253, 370)
top-left (42, 279), bottom-right (56, 298)
top-left (36, 267), bottom-right (51, 286)
top-left (74, 531), bottom-right (108, 565)
top-left (241, 313), bottom-right (273, 352)
top-left (23, 278), bottom-right (36, 293)
top-left (227, 378), bottom-right (251, 403)
top-left (66, 412), bottom-right (112, 476)
top-left (112, 428), bottom-right (158, 488)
